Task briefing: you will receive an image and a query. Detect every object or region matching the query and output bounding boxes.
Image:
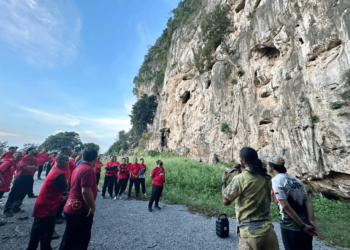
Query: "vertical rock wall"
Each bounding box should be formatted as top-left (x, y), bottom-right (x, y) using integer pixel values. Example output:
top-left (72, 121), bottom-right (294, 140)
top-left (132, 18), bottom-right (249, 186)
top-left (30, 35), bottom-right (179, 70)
top-left (136, 0), bottom-right (350, 198)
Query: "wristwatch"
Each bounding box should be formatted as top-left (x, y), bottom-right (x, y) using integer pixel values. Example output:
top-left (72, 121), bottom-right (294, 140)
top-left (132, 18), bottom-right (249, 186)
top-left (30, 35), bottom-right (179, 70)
top-left (221, 181), bottom-right (227, 186)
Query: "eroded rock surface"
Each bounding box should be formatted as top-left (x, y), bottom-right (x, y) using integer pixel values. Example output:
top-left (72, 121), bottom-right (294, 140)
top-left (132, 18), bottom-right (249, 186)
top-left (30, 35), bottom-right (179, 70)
top-left (136, 0), bottom-right (350, 198)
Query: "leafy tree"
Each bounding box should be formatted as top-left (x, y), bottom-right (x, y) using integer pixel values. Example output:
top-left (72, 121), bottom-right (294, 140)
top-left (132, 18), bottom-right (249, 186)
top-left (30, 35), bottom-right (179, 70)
top-left (0, 141), bottom-right (8, 155)
top-left (83, 142), bottom-right (100, 153)
top-left (22, 143), bottom-right (40, 151)
top-left (40, 132), bottom-right (84, 152)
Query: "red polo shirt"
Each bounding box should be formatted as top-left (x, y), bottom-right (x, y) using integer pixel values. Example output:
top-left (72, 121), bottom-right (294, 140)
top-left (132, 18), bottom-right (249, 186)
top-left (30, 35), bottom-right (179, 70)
top-left (64, 162), bottom-right (97, 214)
top-left (68, 159), bottom-right (77, 183)
top-left (16, 155), bottom-right (37, 176)
top-left (94, 161), bottom-right (102, 173)
top-left (151, 167), bottom-right (165, 187)
top-left (105, 161), bottom-right (119, 176)
top-left (51, 156), bottom-right (73, 183)
top-left (130, 163), bottom-right (140, 179)
top-left (1, 151), bottom-right (14, 160)
top-left (118, 164), bottom-right (129, 179)
top-left (36, 152), bottom-right (49, 166)
top-left (0, 159), bottom-right (18, 192)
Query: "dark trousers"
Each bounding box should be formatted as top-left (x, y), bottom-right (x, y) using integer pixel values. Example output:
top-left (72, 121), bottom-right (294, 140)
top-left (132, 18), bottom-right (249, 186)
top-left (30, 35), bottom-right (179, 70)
top-left (95, 173), bottom-right (100, 186)
top-left (114, 178), bottom-right (127, 196)
top-left (102, 176), bottom-right (116, 196)
top-left (55, 202), bottom-right (65, 220)
top-left (27, 176), bottom-right (35, 197)
top-left (37, 165), bottom-right (44, 179)
top-left (4, 175), bottom-right (32, 212)
top-left (128, 178), bottom-right (140, 197)
top-left (27, 216), bottom-right (56, 250)
top-left (139, 178), bottom-right (146, 194)
top-left (0, 191), bottom-right (4, 199)
top-left (46, 164), bottom-right (52, 176)
top-left (281, 227), bottom-right (313, 250)
top-left (125, 174), bottom-right (130, 191)
top-left (59, 212), bottom-right (94, 250)
top-left (149, 184), bottom-right (163, 208)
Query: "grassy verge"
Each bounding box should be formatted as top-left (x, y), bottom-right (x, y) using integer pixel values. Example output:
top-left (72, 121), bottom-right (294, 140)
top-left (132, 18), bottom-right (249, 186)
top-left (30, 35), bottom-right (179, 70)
top-left (99, 155), bottom-right (350, 248)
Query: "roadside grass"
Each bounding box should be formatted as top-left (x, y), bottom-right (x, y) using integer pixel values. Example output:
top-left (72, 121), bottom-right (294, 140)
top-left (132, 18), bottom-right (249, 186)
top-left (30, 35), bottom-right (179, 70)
top-left (99, 155), bottom-right (350, 248)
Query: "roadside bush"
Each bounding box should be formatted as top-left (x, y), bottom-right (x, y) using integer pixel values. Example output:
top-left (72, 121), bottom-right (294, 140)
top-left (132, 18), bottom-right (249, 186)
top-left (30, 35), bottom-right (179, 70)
top-left (148, 150), bottom-right (158, 157)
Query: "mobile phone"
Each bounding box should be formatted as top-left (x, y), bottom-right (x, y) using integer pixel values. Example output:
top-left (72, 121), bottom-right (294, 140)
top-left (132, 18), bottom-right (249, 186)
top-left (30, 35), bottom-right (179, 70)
top-left (225, 168), bottom-right (236, 174)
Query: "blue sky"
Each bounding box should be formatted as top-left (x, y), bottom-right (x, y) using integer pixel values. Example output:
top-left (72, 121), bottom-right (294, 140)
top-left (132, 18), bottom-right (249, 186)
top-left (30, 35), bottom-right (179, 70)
top-left (0, 0), bottom-right (179, 152)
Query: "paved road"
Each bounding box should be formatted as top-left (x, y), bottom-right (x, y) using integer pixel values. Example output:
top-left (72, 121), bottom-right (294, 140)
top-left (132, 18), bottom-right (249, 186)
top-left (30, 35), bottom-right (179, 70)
top-left (0, 176), bottom-right (338, 250)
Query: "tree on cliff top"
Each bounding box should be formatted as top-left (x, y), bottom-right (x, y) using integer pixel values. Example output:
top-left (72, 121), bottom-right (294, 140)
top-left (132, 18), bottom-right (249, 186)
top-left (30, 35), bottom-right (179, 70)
top-left (40, 131), bottom-right (84, 152)
top-left (83, 142), bottom-right (100, 153)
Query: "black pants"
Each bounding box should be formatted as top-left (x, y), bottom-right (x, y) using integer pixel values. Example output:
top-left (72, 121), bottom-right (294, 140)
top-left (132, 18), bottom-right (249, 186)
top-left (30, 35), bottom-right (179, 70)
top-left (281, 227), bottom-right (313, 250)
top-left (128, 178), bottom-right (140, 197)
top-left (37, 165), bottom-right (44, 179)
top-left (27, 216), bottom-right (56, 250)
top-left (27, 176), bottom-right (35, 197)
top-left (149, 184), bottom-right (163, 208)
top-left (59, 212), bottom-right (94, 250)
top-left (55, 202), bottom-right (65, 220)
top-left (102, 176), bottom-right (116, 196)
top-left (139, 178), bottom-right (146, 194)
top-left (0, 191), bottom-right (4, 199)
top-left (95, 173), bottom-right (100, 186)
top-left (125, 174), bottom-right (130, 191)
top-left (46, 164), bottom-right (52, 176)
top-left (4, 175), bottom-right (32, 212)
top-left (115, 178), bottom-right (127, 196)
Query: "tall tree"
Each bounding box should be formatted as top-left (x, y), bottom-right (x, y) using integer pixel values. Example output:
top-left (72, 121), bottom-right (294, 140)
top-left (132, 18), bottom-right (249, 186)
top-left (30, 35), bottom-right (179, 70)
top-left (40, 132), bottom-right (84, 152)
top-left (22, 143), bottom-right (40, 151)
top-left (83, 142), bottom-right (100, 153)
top-left (0, 141), bottom-right (8, 155)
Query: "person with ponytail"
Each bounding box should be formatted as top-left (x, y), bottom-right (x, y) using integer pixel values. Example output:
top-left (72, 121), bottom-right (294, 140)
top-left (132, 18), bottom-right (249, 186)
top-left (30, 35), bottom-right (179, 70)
top-left (264, 155), bottom-right (319, 250)
top-left (221, 147), bottom-right (279, 250)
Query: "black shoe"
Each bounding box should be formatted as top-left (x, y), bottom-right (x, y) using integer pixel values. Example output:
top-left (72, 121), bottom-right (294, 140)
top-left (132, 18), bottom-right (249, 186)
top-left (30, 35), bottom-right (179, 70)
top-left (102, 195), bottom-right (105, 199)
top-left (28, 195), bottom-right (38, 198)
top-left (11, 208), bottom-right (23, 214)
top-left (148, 207), bottom-right (153, 212)
top-left (38, 178), bottom-right (42, 180)
top-left (3, 211), bottom-right (13, 217)
top-left (55, 218), bottom-right (64, 224)
top-left (109, 195), bottom-right (113, 199)
top-left (52, 231), bottom-right (60, 240)
top-left (155, 205), bottom-right (161, 210)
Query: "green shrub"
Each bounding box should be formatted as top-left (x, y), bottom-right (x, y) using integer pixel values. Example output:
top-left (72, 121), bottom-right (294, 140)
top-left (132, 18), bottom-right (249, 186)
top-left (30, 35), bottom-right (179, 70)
top-left (182, 112), bottom-right (185, 119)
top-left (300, 97), bottom-right (305, 102)
top-left (331, 102), bottom-right (348, 110)
top-left (230, 91), bottom-right (234, 96)
top-left (236, 68), bottom-right (245, 77)
top-left (224, 68), bottom-right (232, 80)
top-left (221, 122), bottom-right (231, 133)
top-left (230, 78), bottom-right (238, 85)
top-left (148, 150), bottom-right (158, 157)
top-left (247, 8), bottom-right (256, 21)
top-left (312, 116), bottom-right (319, 123)
top-left (337, 112), bottom-right (345, 117)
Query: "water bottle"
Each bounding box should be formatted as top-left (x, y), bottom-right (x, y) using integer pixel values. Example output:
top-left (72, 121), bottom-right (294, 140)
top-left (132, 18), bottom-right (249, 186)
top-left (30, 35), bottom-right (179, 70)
top-left (216, 214), bottom-right (229, 238)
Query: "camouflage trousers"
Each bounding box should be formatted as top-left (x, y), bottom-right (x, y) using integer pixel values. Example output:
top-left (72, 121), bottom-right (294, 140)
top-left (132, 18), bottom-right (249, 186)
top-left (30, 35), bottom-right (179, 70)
top-left (238, 227), bottom-right (279, 250)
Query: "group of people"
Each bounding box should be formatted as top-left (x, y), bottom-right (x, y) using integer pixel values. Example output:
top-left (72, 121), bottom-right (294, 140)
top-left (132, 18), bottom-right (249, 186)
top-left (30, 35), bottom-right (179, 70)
top-left (0, 145), bottom-right (166, 250)
top-left (221, 147), bottom-right (320, 250)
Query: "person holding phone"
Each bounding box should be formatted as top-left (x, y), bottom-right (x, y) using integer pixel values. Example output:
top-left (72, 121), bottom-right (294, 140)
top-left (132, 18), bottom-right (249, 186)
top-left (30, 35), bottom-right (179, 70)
top-left (148, 160), bottom-right (165, 212)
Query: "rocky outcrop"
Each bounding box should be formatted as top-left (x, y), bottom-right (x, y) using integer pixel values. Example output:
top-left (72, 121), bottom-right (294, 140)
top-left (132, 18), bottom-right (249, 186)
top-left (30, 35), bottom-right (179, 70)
top-left (137, 0), bottom-right (350, 198)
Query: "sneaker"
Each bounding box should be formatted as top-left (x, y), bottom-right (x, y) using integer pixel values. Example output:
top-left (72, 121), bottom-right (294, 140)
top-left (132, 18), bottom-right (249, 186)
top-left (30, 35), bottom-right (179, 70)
top-left (148, 207), bottom-right (153, 212)
top-left (143, 193), bottom-right (148, 197)
top-left (114, 196), bottom-right (117, 200)
top-left (3, 211), bottom-right (13, 217)
top-left (52, 231), bottom-right (60, 240)
top-left (155, 205), bottom-right (161, 210)
top-left (55, 218), bottom-right (64, 224)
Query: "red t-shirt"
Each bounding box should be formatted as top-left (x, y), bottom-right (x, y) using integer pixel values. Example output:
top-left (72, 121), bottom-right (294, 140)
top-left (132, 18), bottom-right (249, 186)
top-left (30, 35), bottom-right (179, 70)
top-left (68, 159), bottom-right (77, 183)
top-left (1, 151), bottom-right (14, 160)
top-left (130, 163), bottom-right (140, 179)
top-left (105, 161), bottom-right (119, 176)
top-left (0, 159), bottom-right (17, 192)
top-left (16, 155), bottom-right (37, 176)
top-left (118, 164), bottom-right (129, 179)
top-left (32, 166), bottom-right (67, 218)
top-left (47, 155), bottom-right (54, 164)
top-left (51, 156), bottom-right (72, 183)
top-left (151, 167), bottom-right (165, 187)
top-left (36, 152), bottom-right (49, 166)
top-left (64, 162), bottom-right (97, 214)
top-left (94, 161), bottom-right (102, 173)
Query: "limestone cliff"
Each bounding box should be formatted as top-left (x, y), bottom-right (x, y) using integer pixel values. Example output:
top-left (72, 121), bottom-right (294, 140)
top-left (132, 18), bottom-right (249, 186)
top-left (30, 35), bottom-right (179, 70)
top-left (135, 0), bottom-right (350, 198)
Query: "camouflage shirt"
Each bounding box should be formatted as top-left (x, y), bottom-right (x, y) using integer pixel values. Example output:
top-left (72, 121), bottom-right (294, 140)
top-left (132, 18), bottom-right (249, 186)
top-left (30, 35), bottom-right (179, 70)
top-left (223, 169), bottom-right (273, 238)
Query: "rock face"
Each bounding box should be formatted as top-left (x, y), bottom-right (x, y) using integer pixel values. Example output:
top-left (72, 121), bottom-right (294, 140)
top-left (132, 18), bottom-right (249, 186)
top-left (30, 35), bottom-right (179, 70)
top-left (136, 0), bottom-right (350, 198)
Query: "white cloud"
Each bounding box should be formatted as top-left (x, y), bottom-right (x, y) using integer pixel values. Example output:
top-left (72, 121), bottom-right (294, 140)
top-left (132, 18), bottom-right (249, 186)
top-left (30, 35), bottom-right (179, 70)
top-left (0, 0), bottom-right (81, 67)
top-left (21, 107), bottom-right (80, 126)
top-left (0, 131), bottom-right (19, 137)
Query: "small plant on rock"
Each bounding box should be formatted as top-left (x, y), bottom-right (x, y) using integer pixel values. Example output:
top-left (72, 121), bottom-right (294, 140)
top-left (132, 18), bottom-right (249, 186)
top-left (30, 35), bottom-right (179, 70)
top-left (221, 122), bottom-right (231, 133)
top-left (247, 8), bottom-right (257, 21)
top-left (312, 116), bottom-right (319, 123)
top-left (230, 78), bottom-right (238, 85)
top-left (330, 102), bottom-right (348, 110)
top-left (236, 68), bottom-right (245, 77)
top-left (224, 68), bottom-right (232, 80)
top-left (337, 113), bottom-right (345, 117)
top-left (182, 112), bottom-right (185, 119)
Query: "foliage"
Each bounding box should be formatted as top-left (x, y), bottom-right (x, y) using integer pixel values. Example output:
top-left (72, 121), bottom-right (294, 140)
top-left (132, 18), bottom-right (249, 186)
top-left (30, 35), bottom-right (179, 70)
top-left (130, 94), bottom-right (158, 138)
top-left (337, 112), bottom-right (345, 117)
top-left (193, 6), bottom-right (231, 73)
top-left (312, 116), bottom-right (319, 123)
top-left (230, 91), bottom-right (234, 96)
top-left (106, 130), bottom-right (131, 155)
top-left (300, 97), bottom-right (305, 102)
top-left (221, 122), bottom-right (231, 133)
top-left (148, 150), bottom-right (158, 157)
top-left (134, 132), bottom-right (153, 155)
top-left (236, 68), bottom-right (245, 77)
top-left (224, 68), bottom-right (232, 80)
top-left (290, 114), bottom-right (296, 124)
top-left (39, 132), bottom-right (83, 152)
top-left (171, 62), bottom-right (178, 69)
top-left (230, 78), bottom-right (238, 85)
top-left (247, 8), bottom-right (257, 21)
top-left (0, 141), bottom-right (8, 155)
top-left (182, 112), bottom-right (185, 119)
top-left (133, 0), bottom-right (202, 89)
top-left (83, 142), bottom-right (100, 153)
top-left (330, 102), bottom-right (348, 110)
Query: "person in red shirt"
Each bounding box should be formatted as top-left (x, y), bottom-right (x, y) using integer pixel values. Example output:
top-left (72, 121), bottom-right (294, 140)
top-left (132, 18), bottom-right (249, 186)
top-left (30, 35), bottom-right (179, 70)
top-left (0, 146), bottom-right (18, 162)
top-left (36, 148), bottom-right (49, 180)
top-left (128, 157), bottom-right (140, 199)
top-left (45, 152), bottom-right (57, 176)
top-left (102, 156), bottom-right (119, 199)
top-left (138, 158), bottom-right (147, 197)
top-left (26, 154), bottom-right (69, 250)
top-left (0, 152), bottom-right (22, 199)
top-left (4, 146), bottom-right (38, 217)
top-left (93, 156), bottom-right (103, 188)
top-left (68, 152), bottom-right (78, 184)
top-left (59, 148), bottom-right (98, 250)
top-left (114, 158), bottom-right (128, 200)
top-left (125, 156), bottom-right (131, 192)
top-left (148, 160), bottom-right (165, 212)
